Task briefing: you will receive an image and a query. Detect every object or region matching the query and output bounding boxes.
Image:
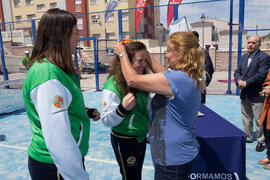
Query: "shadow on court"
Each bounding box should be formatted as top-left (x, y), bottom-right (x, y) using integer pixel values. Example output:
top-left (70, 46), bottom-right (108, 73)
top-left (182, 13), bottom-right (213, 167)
top-left (0, 135), bottom-right (6, 142)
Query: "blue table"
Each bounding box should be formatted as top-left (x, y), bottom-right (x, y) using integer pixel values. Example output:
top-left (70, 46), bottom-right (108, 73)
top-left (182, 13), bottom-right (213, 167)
top-left (190, 104), bottom-right (246, 180)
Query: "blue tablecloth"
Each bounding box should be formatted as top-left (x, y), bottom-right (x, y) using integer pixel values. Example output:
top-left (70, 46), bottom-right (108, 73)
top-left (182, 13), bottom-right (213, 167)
top-left (190, 104), bottom-right (246, 180)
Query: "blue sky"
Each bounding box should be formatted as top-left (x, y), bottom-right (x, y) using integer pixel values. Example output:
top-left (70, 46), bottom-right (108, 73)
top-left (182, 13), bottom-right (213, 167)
top-left (159, 0), bottom-right (270, 36)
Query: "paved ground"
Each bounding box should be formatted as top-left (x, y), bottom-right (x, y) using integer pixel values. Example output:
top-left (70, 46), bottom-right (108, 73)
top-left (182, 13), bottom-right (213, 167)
top-left (1, 93), bottom-right (270, 180)
top-left (207, 71), bottom-right (237, 95)
top-left (3, 71), bottom-right (270, 180)
top-left (80, 73), bottom-right (108, 91)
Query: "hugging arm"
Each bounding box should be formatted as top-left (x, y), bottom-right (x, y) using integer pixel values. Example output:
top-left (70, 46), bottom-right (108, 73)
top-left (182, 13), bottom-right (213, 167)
top-left (114, 43), bottom-right (173, 97)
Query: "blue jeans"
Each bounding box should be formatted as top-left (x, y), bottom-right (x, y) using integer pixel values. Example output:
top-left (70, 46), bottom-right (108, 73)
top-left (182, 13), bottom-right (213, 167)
top-left (154, 154), bottom-right (198, 180)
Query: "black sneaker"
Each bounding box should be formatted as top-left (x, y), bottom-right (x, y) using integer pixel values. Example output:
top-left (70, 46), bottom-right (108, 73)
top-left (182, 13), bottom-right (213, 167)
top-left (256, 142), bottom-right (265, 152)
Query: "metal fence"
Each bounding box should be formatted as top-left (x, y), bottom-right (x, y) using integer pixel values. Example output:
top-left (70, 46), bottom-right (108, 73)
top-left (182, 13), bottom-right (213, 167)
top-left (1, 0), bottom-right (270, 94)
top-left (244, 0), bottom-right (270, 48)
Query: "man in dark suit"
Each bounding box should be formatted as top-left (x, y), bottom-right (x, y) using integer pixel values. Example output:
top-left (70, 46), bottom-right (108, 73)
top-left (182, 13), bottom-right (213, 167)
top-left (234, 36), bottom-right (270, 152)
top-left (191, 31), bottom-right (214, 103)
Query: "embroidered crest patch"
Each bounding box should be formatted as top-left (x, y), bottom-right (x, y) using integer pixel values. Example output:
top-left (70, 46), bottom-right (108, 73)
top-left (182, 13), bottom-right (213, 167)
top-left (52, 95), bottom-right (64, 108)
top-left (127, 156), bottom-right (136, 165)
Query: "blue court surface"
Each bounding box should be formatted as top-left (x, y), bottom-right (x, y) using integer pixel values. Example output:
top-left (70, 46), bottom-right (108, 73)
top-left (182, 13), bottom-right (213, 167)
top-left (1, 91), bottom-right (270, 180)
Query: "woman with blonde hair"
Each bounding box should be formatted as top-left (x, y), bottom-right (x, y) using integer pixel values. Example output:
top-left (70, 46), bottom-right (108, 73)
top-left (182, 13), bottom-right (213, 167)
top-left (114, 32), bottom-right (205, 180)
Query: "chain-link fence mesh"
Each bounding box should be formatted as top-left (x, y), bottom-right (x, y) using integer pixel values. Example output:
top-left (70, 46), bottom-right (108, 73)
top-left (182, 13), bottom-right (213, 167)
top-left (1, 0), bottom-right (270, 96)
top-left (244, 0), bottom-right (270, 48)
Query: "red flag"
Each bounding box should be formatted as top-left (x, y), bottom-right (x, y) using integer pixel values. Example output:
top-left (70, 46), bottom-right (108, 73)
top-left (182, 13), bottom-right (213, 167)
top-left (167, 0), bottom-right (182, 28)
top-left (136, 0), bottom-right (148, 32)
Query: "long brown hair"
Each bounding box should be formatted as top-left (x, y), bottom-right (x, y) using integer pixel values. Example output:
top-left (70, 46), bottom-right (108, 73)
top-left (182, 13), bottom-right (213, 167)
top-left (167, 32), bottom-right (206, 92)
top-left (108, 41), bottom-right (147, 95)
top-left (27, 8), bottom-right (77, 74)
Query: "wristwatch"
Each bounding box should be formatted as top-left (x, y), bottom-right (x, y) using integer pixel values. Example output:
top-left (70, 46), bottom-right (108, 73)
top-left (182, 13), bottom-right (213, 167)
top-left (119, 52), bottom-right (127, 59)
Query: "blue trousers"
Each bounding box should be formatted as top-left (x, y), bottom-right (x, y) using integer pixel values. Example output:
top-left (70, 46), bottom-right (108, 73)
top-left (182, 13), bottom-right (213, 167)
top-left (154, 154), bottom-right (198, 180)
top-left (28, 156), bottom-right (64, 180)
top-left (111, 131), bottom-right (146, 180)
top-left (28, 156), bottom-right (85, 180)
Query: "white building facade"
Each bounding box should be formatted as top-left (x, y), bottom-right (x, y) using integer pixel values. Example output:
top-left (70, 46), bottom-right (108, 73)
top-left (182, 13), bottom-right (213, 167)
top-left (191, 18), bottom-right (247, 50)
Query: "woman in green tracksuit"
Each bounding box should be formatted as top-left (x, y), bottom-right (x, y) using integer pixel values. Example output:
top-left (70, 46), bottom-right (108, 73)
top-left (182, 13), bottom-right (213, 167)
top-left (101, 40), bottom-right (149, 180)
top-left (23, 9), bottom-right (99, 180)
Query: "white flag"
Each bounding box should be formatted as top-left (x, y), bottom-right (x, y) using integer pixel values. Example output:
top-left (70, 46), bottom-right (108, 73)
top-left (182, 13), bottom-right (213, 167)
top-left (168, 17), bottom-right (190, 35)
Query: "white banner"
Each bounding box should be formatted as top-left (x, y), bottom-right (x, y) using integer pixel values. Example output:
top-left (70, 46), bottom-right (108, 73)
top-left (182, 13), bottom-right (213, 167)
top-left (168, 16), bottom-right (190, 35)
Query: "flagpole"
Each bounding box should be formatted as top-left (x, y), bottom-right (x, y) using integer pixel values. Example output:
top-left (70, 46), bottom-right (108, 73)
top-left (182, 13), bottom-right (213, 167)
top-left (135, 7), bottom-right (137, 40)
top-left (105, 26), bottom-right (108, 53)
top-left (184, 16), bottom-right (189, 31)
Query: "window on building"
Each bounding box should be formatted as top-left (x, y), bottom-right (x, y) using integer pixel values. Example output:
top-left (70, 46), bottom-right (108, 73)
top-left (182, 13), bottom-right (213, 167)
top-left (25, 0), bottom-right (33, 5)
top-left (15, 16), bottom-right (22, 21)
top-left (212, 26), bottom-right (218, 42)
top-left (123, 32), bottom-right (130, 39)
top-left (37, 4), bottom-right (45, 12)
top-left (91, 15), bottom-right (100, 23)
top-left (75, 0), bottom-right (82, 12)
top-left (212, 33), bottom-right (219, 42)
top-left (27, 14), bottom-right (36, 20)
top-left (14, 0), bottom-right (20, 7)
top-left (90, 0), bottom-right (97, 5)
top-left (50, 2), bottom-right (57, 9)
top-left (92, 33), bottom-right (101, 39)
top-left (122, 12), bottom-right (129, 21)
top-left (107, 13), bottom-right (114, 22)
top-left (106, 32), bottom-right (115, 40)
top-left (77, 17), bottom-right (83, 30)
